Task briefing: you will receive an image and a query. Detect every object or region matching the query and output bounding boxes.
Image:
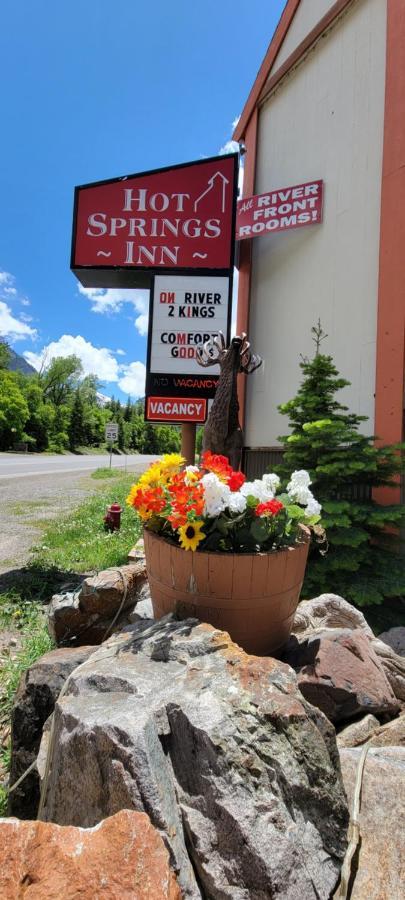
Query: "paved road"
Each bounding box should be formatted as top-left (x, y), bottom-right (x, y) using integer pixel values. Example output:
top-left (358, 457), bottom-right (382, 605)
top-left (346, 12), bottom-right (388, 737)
top-left (0, 453), bottom-right (158, 480)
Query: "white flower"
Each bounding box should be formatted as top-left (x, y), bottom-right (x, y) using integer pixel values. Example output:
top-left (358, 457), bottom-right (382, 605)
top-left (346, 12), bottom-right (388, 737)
top-left (201, 472), bottom-right (231, 518)
top-left (262, 473), bottom-right (280, 494)
top-left (305, 497), bottom-right (322, 517)
top-left (241, 479), bottom-right (272, 503)
top-left (227, 492), bottom-right (247, 514)
top-left (287, 470), bottom-right (313, 505)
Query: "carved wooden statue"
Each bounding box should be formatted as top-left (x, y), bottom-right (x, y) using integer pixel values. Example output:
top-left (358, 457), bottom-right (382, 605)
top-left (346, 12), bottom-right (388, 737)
top-left (196, 332), bottom-right (262, 470)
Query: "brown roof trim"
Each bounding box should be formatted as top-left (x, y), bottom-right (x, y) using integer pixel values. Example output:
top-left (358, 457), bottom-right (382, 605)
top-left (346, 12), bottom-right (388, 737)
top-left (233, 0), bottom-right (301, 142)
top-left (258, 0), bottom-right (356, 108)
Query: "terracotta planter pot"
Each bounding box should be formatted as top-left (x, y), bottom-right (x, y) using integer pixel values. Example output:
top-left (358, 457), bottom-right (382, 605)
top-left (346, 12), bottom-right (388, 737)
top-left (143, 528), bottom-right (310, 656)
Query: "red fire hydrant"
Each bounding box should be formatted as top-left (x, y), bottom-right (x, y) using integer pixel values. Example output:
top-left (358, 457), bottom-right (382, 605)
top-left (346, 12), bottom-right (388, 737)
top-left (104, 502), bottom-right (122, 532)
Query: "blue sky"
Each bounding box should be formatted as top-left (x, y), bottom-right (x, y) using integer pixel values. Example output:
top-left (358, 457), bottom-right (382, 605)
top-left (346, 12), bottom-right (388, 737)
top-left (0, 0), bottom-right (285, 399)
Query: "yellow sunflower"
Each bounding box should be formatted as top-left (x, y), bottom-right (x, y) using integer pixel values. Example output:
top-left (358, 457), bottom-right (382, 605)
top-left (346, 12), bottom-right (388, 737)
top-left (178, 520), bottom-right (205, 552)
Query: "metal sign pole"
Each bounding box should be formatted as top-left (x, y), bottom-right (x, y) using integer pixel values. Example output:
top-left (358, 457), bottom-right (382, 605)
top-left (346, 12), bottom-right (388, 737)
top-left (109, 441), bottom-right (112, 469)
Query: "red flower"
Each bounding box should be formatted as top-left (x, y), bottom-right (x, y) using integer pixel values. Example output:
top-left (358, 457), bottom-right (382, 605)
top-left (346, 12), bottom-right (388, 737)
top-left (228, 470), bottom-right (246, 491)
top-left (255, 499), bottom-right (284, 517)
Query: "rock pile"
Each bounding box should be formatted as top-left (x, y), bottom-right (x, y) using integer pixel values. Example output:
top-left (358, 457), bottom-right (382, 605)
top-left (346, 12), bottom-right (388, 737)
top-left (4, 585), bottom-right (405, 898)
top-left (37, 616), bottom-right (348, 899)
top-left (48, 561), bottom-right (148, 645)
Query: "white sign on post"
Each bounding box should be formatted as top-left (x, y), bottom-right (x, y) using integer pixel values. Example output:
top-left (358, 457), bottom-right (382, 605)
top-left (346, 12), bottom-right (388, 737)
top-left (105, 423), bottom-right (119, 442)
top-left (149, 274), bottom-right (230, 376)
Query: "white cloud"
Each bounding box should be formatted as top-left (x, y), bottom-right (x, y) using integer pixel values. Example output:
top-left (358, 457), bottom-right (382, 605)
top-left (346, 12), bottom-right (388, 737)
top-left (0, 300), bottom-right (37, 341)
top-left (219, 139), bottom-right (240, 156)
top-left (20, 298), bottom-right (30, 307)
top-left (118, 361), bottom-right (146, 398)
top-left (0, 271), bottom-right (13, 286)
top-left (79, 285), bottom-right (149, 336)
top-left (232, 115), bottom-right (240, 131)
top-left (116, 348), bottom-right (126, 356)
top-left (24, 333), bottom-right (146, 399)
top-left (24, 334), bottom-right (120, 381)
top-left (4, 287), bottom-right (17, 296)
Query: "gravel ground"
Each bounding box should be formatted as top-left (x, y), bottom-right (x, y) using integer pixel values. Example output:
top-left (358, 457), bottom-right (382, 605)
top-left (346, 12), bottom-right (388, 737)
top-left (0, 462), bottom-right (149, 576)
top-left (0, 471), bottom-right (98, 576)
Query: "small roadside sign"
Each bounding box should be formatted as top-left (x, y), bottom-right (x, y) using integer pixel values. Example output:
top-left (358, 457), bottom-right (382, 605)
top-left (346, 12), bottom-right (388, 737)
top-left (105, 423), bottom-right (119, 442)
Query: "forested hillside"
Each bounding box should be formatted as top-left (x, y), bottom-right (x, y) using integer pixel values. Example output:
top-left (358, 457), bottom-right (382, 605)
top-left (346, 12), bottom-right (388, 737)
top-left (0, 340), bottom-right (180, 454)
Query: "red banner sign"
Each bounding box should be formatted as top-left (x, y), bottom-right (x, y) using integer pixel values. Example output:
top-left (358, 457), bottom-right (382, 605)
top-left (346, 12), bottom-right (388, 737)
top-left (236, 179), bottom-right (323, 240)
top-left (146, 396), bottom-right (207, 423)
top-left (71, 155), bottom-right (238, 287)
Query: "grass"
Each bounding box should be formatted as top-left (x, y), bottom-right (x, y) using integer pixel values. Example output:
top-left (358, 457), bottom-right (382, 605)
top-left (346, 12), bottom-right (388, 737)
top-left (91, 467), bottom-right (123, 480)
top-left (32, 474), bottom-right (141, 573)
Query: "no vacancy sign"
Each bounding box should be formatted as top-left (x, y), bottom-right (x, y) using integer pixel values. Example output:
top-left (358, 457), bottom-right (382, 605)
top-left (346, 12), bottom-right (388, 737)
top-left (71, 154), bottom-right (238, 288)
top-left (236, 180), bottom-right (323, 240)
top-left (145, 274), bottom-right (231, 423)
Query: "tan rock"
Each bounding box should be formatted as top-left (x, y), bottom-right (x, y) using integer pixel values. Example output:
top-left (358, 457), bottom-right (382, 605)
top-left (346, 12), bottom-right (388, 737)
top-left (293, 595), bottom-right (405, 704)
top-left (0, 809), bottom-right (181, 899)
top-left (368, 713), bottom-right (405, 748)
top-left (339, 747), bottom-right (405, 899)
top-left (337, 714), bottom-right (380, 748)
top-left (48, 561), bottom-right (148, 646)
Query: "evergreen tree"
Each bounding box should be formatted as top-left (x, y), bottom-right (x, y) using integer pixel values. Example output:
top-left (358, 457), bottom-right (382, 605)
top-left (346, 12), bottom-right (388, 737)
top-left (277, 322), bottom-right (405, 606)
top-left (68, 389), bottom-right (85, 450)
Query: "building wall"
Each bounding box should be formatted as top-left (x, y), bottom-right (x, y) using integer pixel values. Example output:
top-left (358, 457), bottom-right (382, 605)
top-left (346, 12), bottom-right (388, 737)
top-left (245, 0), bottom-right (387, 447)
top-left (269, 0), bottom-right (337, 73)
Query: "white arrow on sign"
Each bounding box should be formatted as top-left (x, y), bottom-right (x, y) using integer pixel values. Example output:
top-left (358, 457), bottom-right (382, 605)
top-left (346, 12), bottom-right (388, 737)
top-left (194, 172), bottom-right (229, 213)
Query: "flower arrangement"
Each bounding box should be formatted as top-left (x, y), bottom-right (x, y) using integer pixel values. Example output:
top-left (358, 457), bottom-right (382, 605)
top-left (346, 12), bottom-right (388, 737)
top-left (126, 452), bottom-right (322, 553)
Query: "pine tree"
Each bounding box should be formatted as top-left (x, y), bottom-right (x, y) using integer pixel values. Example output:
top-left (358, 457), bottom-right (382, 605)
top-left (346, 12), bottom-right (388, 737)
top-left (277, 322), bottom-right (405, 606)
top-left (68, 389), bottom-right (85, 451)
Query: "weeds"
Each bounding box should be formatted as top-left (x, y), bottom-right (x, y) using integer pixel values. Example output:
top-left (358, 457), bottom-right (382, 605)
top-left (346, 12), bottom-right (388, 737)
top-left (91, 467), bottom-right (123, 480)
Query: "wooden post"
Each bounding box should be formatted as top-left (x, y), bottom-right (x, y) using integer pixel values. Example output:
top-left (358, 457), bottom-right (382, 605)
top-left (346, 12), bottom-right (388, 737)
top-left (181, 423), bottom-right (196, 465)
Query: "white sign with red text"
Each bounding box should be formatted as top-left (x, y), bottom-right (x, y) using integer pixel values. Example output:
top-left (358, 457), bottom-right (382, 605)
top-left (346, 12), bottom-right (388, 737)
top-left (149, 274), bottom-right (230, 375)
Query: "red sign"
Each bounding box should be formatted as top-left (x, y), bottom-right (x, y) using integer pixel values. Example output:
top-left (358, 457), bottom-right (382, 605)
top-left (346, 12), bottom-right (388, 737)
top-left (71, 155), bottom-right (238, 287)
top-left (236, 180), bottom-right (323, 240)
top-left (146, 396), bottom-right (207, 423)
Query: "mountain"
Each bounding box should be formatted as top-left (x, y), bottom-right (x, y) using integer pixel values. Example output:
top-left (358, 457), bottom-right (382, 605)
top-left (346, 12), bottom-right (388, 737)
top-left (5, 346), bottom-right (36, 376)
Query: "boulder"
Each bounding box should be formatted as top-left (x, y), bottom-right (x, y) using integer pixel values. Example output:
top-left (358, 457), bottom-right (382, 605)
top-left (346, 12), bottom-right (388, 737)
top-left (378, 625), bottom-right (405, 657)
top-left (339, 747), bottom-right (405, 899)
top-left (0, 809), bottom-right (181, 899)
top-left (8, 645), bottom-right (95, 819)
top-left (38, 617), bottom-right (348, 900)
top-left (48, 561), bottom-right (147, 645)
top-left (283, 628), bottom-right (399, 723)
top-left (368, 712), bottom-right (405, 748)
top-left (292, 594), bottom-right (405, 704)
top-left (337, 714), bottom-right (380, 749)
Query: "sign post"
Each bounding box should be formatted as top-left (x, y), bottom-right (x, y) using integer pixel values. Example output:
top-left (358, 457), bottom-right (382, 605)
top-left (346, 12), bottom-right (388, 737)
top-left (105, 422), bottom-right (119, 468)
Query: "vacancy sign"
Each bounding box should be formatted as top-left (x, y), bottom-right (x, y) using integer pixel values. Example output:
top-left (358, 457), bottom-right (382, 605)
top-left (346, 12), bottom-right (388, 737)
top-left (71, 154), bottom-right (238, 288)
top-left (237, 180), bottom-right (323, 240)
top-left (146, 397), bottom-right (207, 423)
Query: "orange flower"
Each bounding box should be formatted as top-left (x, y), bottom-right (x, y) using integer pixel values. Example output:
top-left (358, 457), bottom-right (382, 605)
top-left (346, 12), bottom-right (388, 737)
top-left (201, 451), bottom-right (232, 483)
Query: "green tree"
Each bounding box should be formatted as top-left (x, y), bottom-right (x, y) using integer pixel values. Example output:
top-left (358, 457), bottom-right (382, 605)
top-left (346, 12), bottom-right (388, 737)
top-left (277, 322), bottom-right (405, 606)
top-left (41, 355), bottom-right (82, 407)
top-left (0, 340), bottom-right (11, 369)
top-left (68, 389), bottom-right (86, 450)
top-left (0, 370), bottom-right (29, 449)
